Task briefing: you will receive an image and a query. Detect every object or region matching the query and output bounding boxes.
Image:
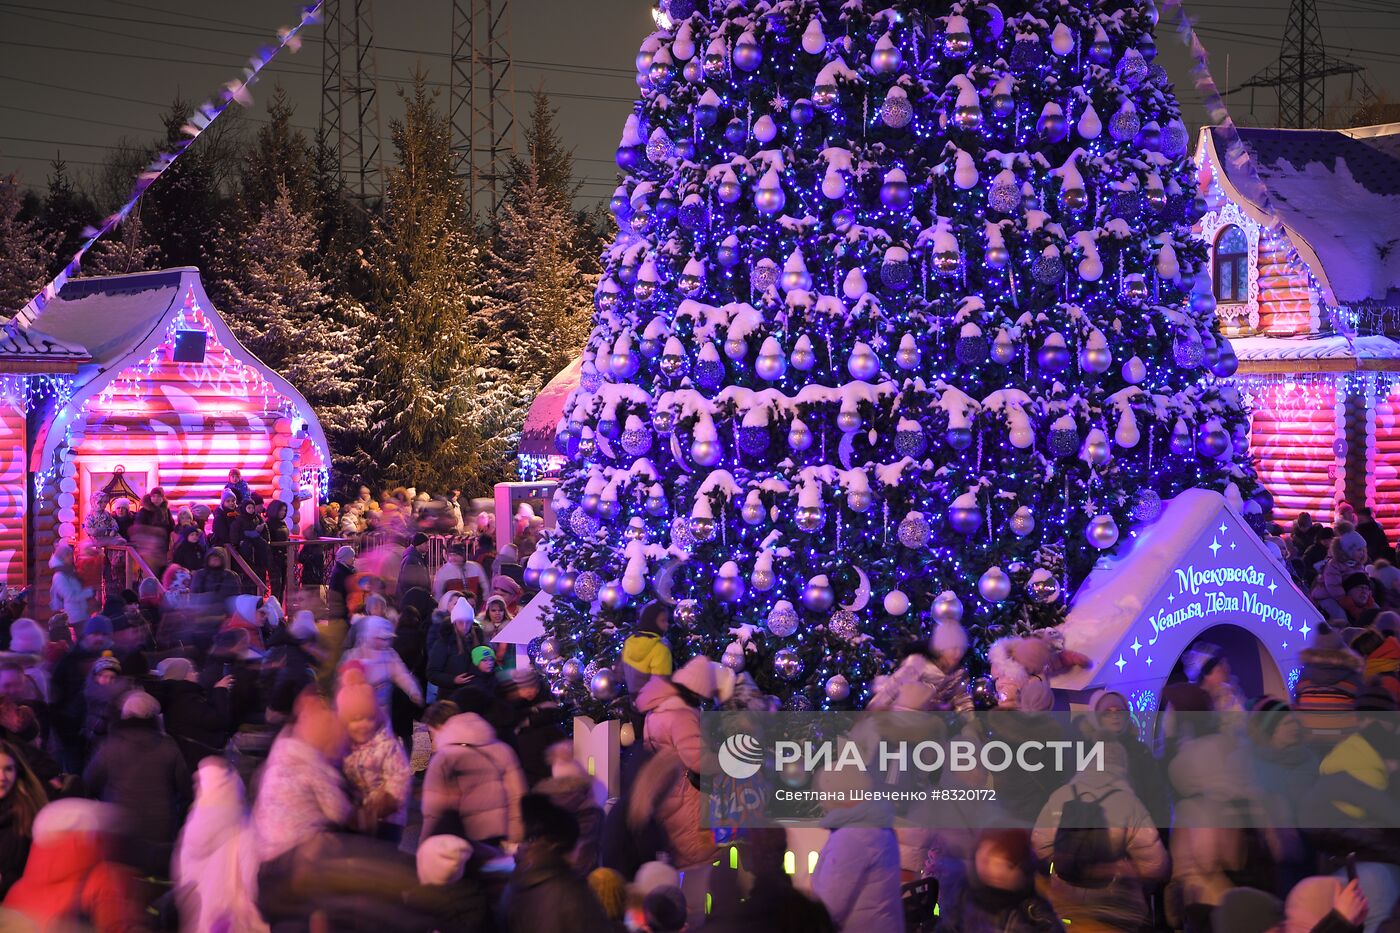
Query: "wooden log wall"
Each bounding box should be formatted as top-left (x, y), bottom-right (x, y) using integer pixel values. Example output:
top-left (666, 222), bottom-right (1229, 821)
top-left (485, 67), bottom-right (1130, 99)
top-left (1256, 238), bottom-right (1316, 336)
top-left (1248, 380), bottom-right (1340, 528)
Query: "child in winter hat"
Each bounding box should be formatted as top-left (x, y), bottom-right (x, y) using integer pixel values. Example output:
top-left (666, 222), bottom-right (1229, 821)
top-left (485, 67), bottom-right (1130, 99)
top-left (7, 618), bottom-right (44, 655)
top-left (416, 834), bottom-right (471, 886)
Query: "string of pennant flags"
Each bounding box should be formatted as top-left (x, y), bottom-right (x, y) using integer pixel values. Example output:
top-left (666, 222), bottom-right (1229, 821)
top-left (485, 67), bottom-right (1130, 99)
top-left (9, 2), bottom-right (325, 333)
top-left (1159, 0), bottom-right (1283, 234)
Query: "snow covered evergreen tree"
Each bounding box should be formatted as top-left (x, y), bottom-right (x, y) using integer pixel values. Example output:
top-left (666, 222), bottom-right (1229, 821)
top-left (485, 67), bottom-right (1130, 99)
top-left (0, 177), bottom-right (55, 317)
top-left (364, 77), bottom-right (492, 494)
top-left (475, 92), bottom-right (600, 482)
top-left (219, 183), bottom-right (369, 447)
top-left (538, 0), bottom-right (1266, 710)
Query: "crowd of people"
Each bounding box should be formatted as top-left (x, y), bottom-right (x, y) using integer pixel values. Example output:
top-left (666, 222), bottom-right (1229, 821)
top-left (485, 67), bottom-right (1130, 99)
top-left (0, 479), bottom-right (1396, 931)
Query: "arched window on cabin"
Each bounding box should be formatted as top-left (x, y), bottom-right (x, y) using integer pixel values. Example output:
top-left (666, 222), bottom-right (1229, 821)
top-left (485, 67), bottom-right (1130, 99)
top-left (1213, 224), bottom-right (1249, 304)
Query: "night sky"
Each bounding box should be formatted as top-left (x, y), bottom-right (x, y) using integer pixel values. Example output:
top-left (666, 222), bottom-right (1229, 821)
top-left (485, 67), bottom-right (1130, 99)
top-left (2, 0), bottom-right (1399, 207)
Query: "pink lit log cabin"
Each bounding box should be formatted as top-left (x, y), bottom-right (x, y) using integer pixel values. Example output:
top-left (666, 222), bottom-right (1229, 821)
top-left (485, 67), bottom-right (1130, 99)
top-left (0, 267), bottom-right (329, 613)
top-left (1195, 124), bottom-right (1400, 537)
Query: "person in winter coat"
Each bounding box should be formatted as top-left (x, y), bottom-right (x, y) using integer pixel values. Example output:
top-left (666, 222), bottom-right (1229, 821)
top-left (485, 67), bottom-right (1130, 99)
top-left (397, 533), bottom-right (432, 605)
top-left (260, 610), bottom-right (323, 709)
top-left (328, 544), bottom-right (357, 621)
top-left (1249, 697), bottom-right (1319, 892)
top-left (1181, 641), bottom-right (1248, 714)
top-left (499, 793), bottom-right (622, 933)
top-left (48, 615), bottom-right (113, 772)
top-left (535, 743), bottom-right (603, 873)
top-left (1032, 741), bottom-right (1169, 931)
top-left (938, 829), bottom-right (1062, 933)
top-left (1295, 622), bottom-right (1366, 746)
top-left (167, 508), bottom-right (206, 571)
top-left (83, 690), bottom-right (192, 878)
top-left (190, 546), bottom-right (241, 606)
top-left (1358, 507), bottom-right (1395, 564)
top-left (1166, 713), bottom-right (1274, 930)
top-left (1285, 876), bottom-right (1371, 933)
top-left (338, 680), bottom-right (412, 844)
top-left (149, 657), bottom-right (232, 773)
top-left (508, 667), bottom-right (567, 786)
top-left (432, 544), bottom-right (469, 600)
top-left (338, 615), bottom-right (423, 718)
top-left (46, 543), bottom-right (92, 624)
top-left (1, 799), bottom-right (144, 932)
top-left (224, 469), bottom-right (252, 506)
top-left (622, 602), bottom-right (673, 697)
top-left (172, 757), bottom-right (269, 933)
top-left (1081, 688), bottom-right (1170, 826)
top-left (1361, 630), bottom-right (1400, 706)
top-left (265, 499), bottom-right (291, 600)
top-left (7, 619), bottom-right (50, 703)
top-left (210, 489), bottom-right (238, 548)
top-left (427, 599), bottom-right (485, 696)
top-left (232, 498), bottom-right (270, 586)
top-left (0, 740), bottom-right (47, 901)
top-left (1314, 527), bottom-right (1371, 617)
top-left (809, 772), bottom-right (904, 933)
top-left (420, 712), bottom-right (526, 846)
top-left (636, 658), bottom-right (720, 924)
top-left (81, 653), bottom-right (129, 752)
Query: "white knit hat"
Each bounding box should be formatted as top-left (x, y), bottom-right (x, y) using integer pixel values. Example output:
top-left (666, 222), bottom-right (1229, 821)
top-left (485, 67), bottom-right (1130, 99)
top-left (32, 799), bottom-right (118, 844)
top-left (672, 656), bottom-right (717, 699)
top-left (417, 835), bottom-right (471, 885)
top-left (931, 619), bottom-right (968, 657)
top-left (290, 610), bottom-right (319, 643)
top-left (633, 859), bottom-right (681, 897)
top-left (450, 598), bottom-right (476, 626)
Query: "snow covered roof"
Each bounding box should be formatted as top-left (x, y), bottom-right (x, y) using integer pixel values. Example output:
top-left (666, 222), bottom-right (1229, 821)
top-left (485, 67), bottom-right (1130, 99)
top-left (1231, 334), bottom-right (1400, 371)
top-left (520, 356), bottom-right (583, 456)
top-left (1202, 124), bottom-right (1400, 306)
top-left (1053, 489), bottom-right (1317, 696)
top-left (0, 268), bottom-right (188, 375)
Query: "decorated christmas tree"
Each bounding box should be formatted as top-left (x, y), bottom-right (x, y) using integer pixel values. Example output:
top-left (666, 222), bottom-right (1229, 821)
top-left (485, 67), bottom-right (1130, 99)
top-left (534, 0), bottom-right (1268, 711)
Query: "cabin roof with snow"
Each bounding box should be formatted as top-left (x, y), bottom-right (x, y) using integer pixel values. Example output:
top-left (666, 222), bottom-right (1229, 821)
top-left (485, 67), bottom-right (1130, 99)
top-left (0, 266), bottom-right (331, 463)
top-left (1200, 123), bottom-right (1400, 308)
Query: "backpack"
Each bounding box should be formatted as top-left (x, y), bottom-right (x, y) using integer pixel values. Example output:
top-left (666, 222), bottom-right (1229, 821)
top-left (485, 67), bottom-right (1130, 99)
top-left (1051, 785), bottom-right (1122, 888)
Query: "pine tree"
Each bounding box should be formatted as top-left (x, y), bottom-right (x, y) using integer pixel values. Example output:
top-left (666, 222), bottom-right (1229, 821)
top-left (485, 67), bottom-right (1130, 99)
top-left (539, 0), bottom-right (1265, 711)
top-left (219, 184), bottom-right (369, 447)
top-left (475, 92), bottom-right (599, 481)
top-left (41, 157), bottom-right (96, 275)
top-left (0, 176), bottom-right (55, 317)
top-left (239, 87), bottom-right (316, 220)
top-left (364, 76), bottom-right (491, 495)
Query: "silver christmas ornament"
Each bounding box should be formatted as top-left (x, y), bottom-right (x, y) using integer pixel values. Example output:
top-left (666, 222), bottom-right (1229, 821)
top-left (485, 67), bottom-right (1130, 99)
top-left (1010, 506), bottom-right (1035, 537)
top-left (590, 668), bottom-right (619, 700)
top-left (795, 504), bottom-right (825, 533)
top-left (766, 602), bottom-right (800, 637)
top-left (1132, 489), bottom-right (1163, 523)
top-left (1086, 513), bottom-right (1120, 549)
top-left (573, 571), bottom-right (602, 603)
top-left (713, 571), bottom-right (745, 602)
top-left (825, 675), bottom-right (851, 702)
top-left (675, 599), bottom-right (700, 625)
top-left (829, 609), bottom-right (860, 642)
top-left (978, 566), bottom-right (1012, 602)
top-left (897, 512), bottom-right (931, 548)
top-left (949, 501), bottom-right (983, 535)
top-left (562, 658), bottom-right (584, 683)
top-left (801, 576), bottom-right (835, 611)
top-left (599, 581), bottom-right (628, 609)
top-left (1028, 573), bottom-right (1061, 604)
top-left (932, 591), bottom-right (964, 624)
top-left (773, 648), bottom-right (803, 680)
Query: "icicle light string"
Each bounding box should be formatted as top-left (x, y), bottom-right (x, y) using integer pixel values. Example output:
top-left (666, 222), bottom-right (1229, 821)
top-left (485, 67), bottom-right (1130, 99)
top-left (8, 2), bottom-right (324, 332)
